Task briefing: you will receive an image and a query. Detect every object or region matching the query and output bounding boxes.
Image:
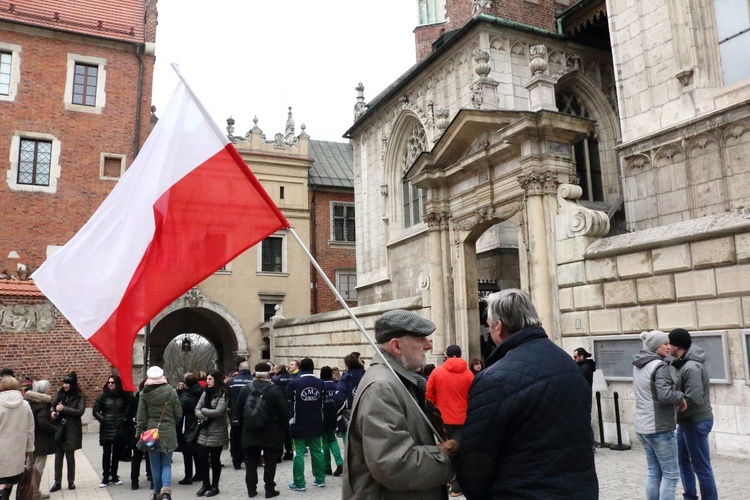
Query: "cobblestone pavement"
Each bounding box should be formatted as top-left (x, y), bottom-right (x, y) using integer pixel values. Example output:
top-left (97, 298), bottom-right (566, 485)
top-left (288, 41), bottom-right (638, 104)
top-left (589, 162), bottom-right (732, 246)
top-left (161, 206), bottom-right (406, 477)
top-left (35, 434), bottom-right (748, 499)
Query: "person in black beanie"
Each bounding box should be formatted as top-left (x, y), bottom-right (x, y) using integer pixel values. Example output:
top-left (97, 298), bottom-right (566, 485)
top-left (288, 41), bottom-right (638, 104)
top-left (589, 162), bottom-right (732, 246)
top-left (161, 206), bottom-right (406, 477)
top-left (50, 371), bottom-right (85, 492)
top-left (668, 328), bottom-right (717, 500)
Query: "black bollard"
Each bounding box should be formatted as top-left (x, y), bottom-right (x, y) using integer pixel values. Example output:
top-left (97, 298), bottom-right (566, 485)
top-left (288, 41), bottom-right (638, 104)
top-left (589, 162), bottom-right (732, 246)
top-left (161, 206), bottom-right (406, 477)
top-left (609, 391), bottom-right (631, 451)
top-left (595, 391), bottom-right (607, 448)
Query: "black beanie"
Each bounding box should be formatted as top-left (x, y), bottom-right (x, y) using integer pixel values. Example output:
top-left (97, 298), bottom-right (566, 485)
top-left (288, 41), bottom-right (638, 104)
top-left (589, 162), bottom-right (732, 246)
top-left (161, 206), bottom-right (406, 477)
top-left (668, 328), bottom-right (692, 349)
top-left (63, 371), bottom-right (78, 386)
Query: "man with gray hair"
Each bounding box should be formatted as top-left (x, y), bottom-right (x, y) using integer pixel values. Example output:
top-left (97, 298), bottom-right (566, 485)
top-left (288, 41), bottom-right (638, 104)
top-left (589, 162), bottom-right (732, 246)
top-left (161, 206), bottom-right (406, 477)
top-left (456, 289), bottom-right (598, 499)
top-left (343, 309), bottom-right (456, 499)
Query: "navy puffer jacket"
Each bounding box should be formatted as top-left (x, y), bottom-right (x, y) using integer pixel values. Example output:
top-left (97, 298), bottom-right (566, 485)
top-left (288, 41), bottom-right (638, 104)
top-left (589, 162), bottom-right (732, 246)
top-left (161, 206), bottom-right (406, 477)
top-left (456, 326), bottom-right (598, 499)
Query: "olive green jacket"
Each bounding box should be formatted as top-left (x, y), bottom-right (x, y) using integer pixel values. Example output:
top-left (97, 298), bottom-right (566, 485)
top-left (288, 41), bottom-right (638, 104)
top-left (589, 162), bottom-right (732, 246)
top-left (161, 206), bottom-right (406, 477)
top-left (135, 383), bottom-right (182, 453)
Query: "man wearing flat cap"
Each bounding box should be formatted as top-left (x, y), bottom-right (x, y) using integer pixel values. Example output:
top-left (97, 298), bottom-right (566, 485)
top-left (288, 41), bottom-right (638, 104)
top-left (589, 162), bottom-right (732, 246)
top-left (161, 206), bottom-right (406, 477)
top-left (668, 328), bottom-right (717, 500)
top-left (342, 309), bottom-right (455, 499)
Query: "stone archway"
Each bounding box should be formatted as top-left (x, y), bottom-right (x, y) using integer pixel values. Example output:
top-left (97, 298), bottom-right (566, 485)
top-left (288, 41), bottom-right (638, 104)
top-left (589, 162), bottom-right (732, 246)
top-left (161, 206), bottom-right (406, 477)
top-left (145, 288), bottom-right (247, 379)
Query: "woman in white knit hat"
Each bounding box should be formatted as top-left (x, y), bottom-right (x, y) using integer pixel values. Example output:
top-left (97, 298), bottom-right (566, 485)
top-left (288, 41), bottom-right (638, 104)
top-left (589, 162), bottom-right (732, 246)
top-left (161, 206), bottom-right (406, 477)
top-left (136, 366), bottom-right (182, 500)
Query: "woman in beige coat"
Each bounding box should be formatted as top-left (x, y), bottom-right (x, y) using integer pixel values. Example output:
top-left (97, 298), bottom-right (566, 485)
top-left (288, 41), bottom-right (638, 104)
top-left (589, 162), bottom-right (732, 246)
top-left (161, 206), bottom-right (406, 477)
top-left (0, 376), bottom-right (35, 500)
top-left (194, 370), bottom-right (229, 497)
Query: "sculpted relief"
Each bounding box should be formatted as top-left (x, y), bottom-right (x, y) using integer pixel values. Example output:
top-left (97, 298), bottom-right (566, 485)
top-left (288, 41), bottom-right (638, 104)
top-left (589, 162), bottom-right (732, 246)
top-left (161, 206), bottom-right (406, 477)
top-left (0, 303), bottom-right (56, 333)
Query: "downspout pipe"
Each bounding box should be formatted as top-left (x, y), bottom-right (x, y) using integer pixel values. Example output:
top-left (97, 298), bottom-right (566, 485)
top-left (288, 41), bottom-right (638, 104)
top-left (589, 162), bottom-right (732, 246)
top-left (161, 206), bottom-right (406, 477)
top-left (310, 185), bottom-right (318, 314)
top-left (134, 43), bottom-right (145, 158)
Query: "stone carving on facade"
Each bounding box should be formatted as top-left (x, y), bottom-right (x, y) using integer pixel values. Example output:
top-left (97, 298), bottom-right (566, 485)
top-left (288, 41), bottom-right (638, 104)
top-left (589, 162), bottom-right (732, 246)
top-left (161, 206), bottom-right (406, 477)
top-left (424, 210), bottom-right (451, 230)
top-left (471, 83), bottom-right (484, 109)
top-left (517, 169), bottom-right (564, 195)
top-left (623, 153), bottom-right (652, 173)
top-left (0, 304), bottom-right (56, 333)
top-left (226, 116), bottom-right (235, 139)
top-left (474, 50), bottom-right (491, 78)
top-left (398, 94), bottom-right (432, 129)
top-left (529, 45), bottom-right (548, 75)
top-left (184, 287), bottom-right (204, 308)
top-left (435, 108), bottom-right (450, 132)
top-left (472, 0), bottom-right (493, 14)
top-left (354, 82), bottom-right (367, 119)
top-left (450, 204), bottom-right (520, 236)
top-left (417, 271), bottom-right (431, 291)
top-left (381, 135), bottom-right (389, 164)
top-left (557, 184), bottom-right (610, 237)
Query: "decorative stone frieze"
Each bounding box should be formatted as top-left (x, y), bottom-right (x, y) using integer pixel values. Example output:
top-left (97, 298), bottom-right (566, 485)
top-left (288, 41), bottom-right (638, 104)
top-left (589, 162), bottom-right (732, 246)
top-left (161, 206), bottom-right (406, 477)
top-left (518, 169), bottom-right (563, 195)
top-left (0, 303), bottom-right (56, 332)
top-left (557, 184), bottom-right (610, 237)
top-left (399, 94), bottom-right (433, 128)
top-left (435, 108), bottom-right (450, 132)
top-left (424, 210), bottom-right (451, 230)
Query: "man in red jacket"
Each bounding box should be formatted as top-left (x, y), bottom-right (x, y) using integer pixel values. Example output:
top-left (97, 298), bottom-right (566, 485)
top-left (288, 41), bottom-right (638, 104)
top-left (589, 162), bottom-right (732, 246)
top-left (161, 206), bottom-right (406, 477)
top-left (426, 344), bottom-right (474, 497)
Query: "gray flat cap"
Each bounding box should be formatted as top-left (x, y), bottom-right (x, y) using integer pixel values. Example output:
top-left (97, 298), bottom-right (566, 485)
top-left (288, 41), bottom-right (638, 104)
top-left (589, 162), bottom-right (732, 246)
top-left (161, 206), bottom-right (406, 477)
top-left (375, 309), bottom-right (436, 343)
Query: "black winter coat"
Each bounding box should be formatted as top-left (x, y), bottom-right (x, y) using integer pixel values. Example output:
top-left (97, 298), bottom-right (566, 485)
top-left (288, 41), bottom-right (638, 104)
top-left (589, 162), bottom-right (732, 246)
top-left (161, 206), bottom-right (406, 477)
top-left (456, 326), bottom-right (598, 499)
top-left (52, 388), bottom-right (85, 452)
top-left (227, 370), bottom-right (253, 412)
top-left (93, 387), bottom-right (132, 445)
top-left (178, 383), bottom-right (203, 452)
top-left (322, 379), bottom-right (337, 431)
top-left (24, 390), bottom-right (57, 456)
top-left (234, 379), bottom-right (290, 450)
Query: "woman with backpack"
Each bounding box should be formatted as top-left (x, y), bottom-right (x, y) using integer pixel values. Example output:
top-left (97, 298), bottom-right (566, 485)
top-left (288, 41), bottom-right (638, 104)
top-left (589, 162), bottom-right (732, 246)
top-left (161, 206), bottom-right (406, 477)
top-left (194, 370), bottom-right (229, 497)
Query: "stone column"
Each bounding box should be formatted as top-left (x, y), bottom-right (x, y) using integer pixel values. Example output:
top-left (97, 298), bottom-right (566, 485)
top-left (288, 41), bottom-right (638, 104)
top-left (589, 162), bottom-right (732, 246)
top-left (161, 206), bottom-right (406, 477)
top-left (517, 170), bottom-right (560, 339)
top-left (426, 211), bottom-right (450, 355)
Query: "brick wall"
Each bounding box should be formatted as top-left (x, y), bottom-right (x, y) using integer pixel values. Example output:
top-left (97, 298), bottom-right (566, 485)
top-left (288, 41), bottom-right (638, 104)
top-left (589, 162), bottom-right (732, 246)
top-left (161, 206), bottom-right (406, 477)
top-left (0, 27), bottom-right (155, 271)
top-left (0, 294), bottom-right (114, 431)
top-left (309, 189), bottom-right (356, 313)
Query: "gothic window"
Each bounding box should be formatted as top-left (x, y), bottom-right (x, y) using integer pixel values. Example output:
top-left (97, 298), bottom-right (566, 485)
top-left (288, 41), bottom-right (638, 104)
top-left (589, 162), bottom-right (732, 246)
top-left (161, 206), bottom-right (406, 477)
top-left (556, 92), bottom-right (604, 202)
top-left (714, 0), bottom-right (750, 85)
top-left (402, 122), bottom-right (427, 227)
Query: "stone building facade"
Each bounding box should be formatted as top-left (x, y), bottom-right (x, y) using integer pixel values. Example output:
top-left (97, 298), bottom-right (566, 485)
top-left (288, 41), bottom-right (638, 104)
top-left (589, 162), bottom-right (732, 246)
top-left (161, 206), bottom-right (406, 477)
top-left (268, 0), bottom-right (750, 458)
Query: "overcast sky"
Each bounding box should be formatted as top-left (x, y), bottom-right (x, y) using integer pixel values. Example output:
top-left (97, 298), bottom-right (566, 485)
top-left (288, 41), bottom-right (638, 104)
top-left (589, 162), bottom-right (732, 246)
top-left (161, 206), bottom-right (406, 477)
top-left (151, 0), bottom-right (420, 142)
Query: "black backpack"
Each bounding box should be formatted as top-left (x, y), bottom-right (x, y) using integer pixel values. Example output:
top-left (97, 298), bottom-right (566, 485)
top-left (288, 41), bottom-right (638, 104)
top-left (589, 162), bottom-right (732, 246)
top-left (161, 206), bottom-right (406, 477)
top-left (243, 384), bottom-right (270, 430)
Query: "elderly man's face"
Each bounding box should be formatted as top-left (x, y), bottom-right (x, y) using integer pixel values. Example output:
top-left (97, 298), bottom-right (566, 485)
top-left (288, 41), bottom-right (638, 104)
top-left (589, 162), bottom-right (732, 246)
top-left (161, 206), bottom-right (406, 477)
top-left (394, 335), bottom-right (432, 371)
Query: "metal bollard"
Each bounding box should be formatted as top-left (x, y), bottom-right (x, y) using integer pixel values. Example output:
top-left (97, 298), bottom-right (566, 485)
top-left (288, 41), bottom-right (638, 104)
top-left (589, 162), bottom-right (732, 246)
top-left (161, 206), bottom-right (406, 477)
top-left (595, 391), bottom-right (607, 448)
top-left (609, 391), bottom-right (631, 451)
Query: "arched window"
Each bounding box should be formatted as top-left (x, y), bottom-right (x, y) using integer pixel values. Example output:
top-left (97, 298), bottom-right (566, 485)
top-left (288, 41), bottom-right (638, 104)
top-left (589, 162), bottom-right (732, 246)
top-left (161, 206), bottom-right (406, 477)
top-left (557, 92), bottom-right (604, 203)
top-left (402, 121), bottom-right (427, 227)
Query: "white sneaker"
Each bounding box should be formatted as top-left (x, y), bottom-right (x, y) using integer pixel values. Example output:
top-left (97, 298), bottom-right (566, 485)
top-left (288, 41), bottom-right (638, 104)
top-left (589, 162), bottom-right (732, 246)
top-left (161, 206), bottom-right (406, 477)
top-left (98, 481), bottom-right (109, 488)
top-left (113, 477), bottom-right (123, 485)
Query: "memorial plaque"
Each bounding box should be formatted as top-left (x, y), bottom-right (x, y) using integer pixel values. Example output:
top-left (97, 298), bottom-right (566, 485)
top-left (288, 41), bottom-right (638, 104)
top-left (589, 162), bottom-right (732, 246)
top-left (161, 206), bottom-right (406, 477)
top-left (592, 335), bottom-right (641, 381)
top-left (592, 331), bottom-right (730, 383)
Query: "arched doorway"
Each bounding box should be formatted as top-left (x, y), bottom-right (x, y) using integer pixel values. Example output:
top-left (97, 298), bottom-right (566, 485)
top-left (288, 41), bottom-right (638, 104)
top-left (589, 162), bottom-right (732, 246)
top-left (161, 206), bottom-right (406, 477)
top-left (145, 289), bottom-right (247, 382)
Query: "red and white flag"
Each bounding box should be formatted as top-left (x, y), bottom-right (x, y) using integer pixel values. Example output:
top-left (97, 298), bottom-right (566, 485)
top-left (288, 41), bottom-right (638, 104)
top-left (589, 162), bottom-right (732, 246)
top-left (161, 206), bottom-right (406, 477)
top-left (32, 73), bottom-right (289, 391)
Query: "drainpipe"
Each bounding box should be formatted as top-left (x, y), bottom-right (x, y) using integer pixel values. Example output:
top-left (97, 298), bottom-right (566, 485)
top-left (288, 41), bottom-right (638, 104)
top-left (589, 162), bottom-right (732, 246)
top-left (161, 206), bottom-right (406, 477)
top-left (134, 44), bottom-right (145, 157)
top-left (310, 185), bottom-right (317, 314)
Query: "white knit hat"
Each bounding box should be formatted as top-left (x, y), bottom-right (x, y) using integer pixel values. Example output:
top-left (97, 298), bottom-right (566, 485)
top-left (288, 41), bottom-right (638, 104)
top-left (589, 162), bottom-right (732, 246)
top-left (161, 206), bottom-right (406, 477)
top-left (146, 366), bottom-right (164, 379)
top-left (640, 330), bottom-right (668, 353)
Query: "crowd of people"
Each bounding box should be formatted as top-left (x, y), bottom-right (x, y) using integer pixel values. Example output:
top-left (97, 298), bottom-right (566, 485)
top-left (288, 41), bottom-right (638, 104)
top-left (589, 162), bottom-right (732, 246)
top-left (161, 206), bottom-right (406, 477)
top-left (0, 288), bottom-right (719, 499)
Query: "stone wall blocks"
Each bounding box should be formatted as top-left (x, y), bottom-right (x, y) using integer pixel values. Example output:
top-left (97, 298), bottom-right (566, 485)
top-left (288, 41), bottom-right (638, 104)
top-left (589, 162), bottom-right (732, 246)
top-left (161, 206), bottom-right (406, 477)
top-left (715, 432), bottom-right (750, 459)
top-left (736, 233), bottom-right (750, 263)
top-left (558, 261), bottom-right (587, 287)
top-left (713, 404), bottom-right (739, 434)
top-left (674, 269), bottom-right (717, 301)
top-left (620, 305), bottom-right (657, 333)
top-left (696, 298), bottom-right (744, 329)
top-left (743, 297), bottom-right (750, 326)
top-left (691, 236), bottom-right (736, 269)
top-left (617, 251), bottom-right (653, 278)
top-left (585, 257), bottom-right (618, 283)
top-left (636, 275), bottom-right (676, 303)
top-left (656, 302), bottom-right (698, 331)
top-left (604, 280), bottom-right (638, 307)
top-left (559, 287), bottom-right (574, 312)
top-left (715, 264), bottom-right (750, 297)
top-left (556, 237), bottom-right (590, 264)
top-left (573, 284), bottom-right (605, 310)
top-left (589, 309), bottom-right (622, 334)
top-left (560, 311), bottom-right (590, 336)
top-left (652, 243), bottom-right (691, 274)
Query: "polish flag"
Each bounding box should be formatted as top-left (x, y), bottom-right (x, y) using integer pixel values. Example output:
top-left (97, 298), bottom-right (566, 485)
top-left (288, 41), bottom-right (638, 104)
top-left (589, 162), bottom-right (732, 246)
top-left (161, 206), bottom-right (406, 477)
top-left (32, 73), bottom-right (289, 391)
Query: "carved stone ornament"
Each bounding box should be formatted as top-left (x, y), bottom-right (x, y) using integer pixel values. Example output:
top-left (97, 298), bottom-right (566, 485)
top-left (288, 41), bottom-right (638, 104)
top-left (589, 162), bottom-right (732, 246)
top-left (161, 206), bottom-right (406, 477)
top-left (0, 303), bottom-right (56, 333)
top-left (517, 169), bottom-right (563, 195)
top-left (471, 83), bottom-right (484, 109)
top-left (417, 271), bottom-right (431, 291)
top-left (424, 210), bottom-right (450, 229)
top-left (472, 0), bottom-right (493, 14)
top-left (557, 184), bottom-right (610, 237)
top-left (435, 108), bottom-right (450, 131)
top-left (529, 45), bottom-right (548, 75)
top-left (184, 287), bottom-right (204, 308)
top-left (450, 204), bottom-right (520, 234)
top-left (474, 50), bottom-right (491, 78)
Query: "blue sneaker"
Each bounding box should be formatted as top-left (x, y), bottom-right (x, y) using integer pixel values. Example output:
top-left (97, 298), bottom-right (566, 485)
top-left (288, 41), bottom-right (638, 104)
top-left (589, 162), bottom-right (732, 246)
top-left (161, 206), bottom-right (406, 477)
top-left (288, 483), bottom-right (306, 492)
top-left (313, 480), bottom-right (326, 488)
